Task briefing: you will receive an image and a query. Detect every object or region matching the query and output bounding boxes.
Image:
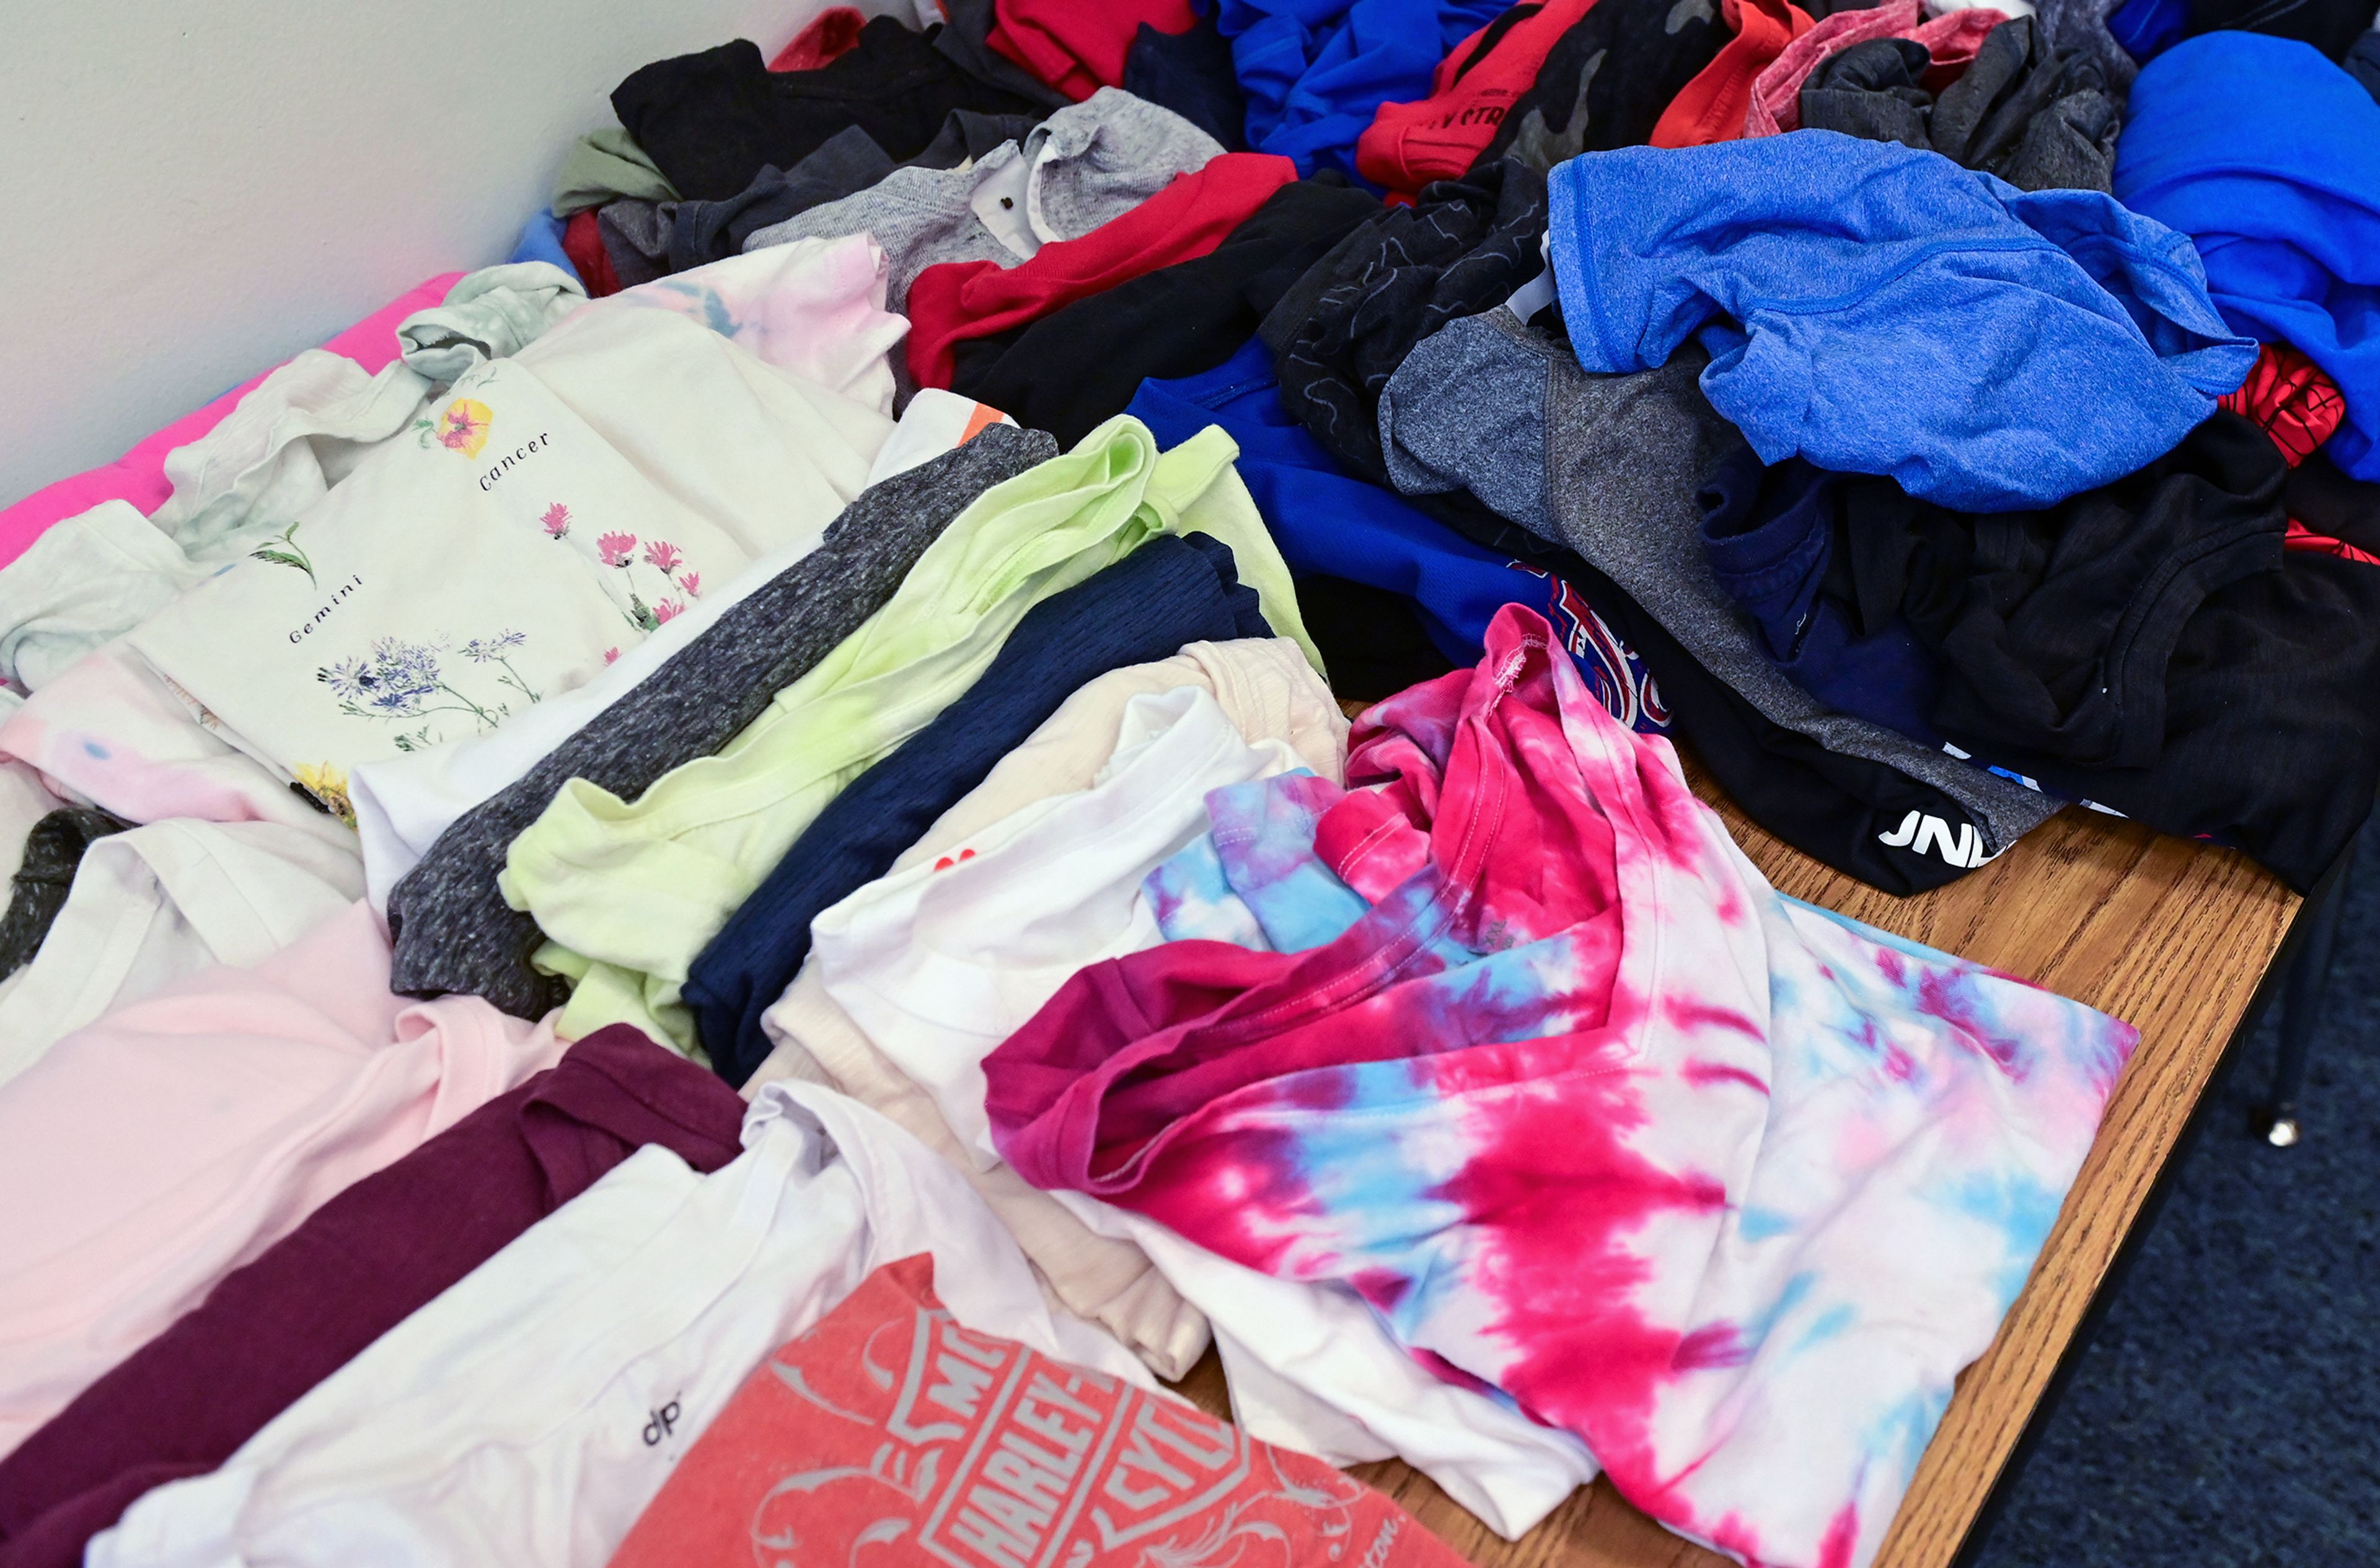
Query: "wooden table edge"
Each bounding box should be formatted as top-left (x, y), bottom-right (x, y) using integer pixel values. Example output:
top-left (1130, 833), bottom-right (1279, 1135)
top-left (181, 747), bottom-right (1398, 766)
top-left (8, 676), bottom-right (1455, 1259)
top-left (1936, 843), bottom-right (2334, 1566)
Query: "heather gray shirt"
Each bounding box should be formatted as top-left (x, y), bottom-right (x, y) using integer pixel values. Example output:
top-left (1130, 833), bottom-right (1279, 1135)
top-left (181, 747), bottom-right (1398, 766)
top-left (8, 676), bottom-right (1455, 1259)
top-left (1378, 306), bottom-right (2059, 854)
top-left (386, 423), bottom-right (1059, 1016)
top-left (741, 88), bottom-right (1225, 313)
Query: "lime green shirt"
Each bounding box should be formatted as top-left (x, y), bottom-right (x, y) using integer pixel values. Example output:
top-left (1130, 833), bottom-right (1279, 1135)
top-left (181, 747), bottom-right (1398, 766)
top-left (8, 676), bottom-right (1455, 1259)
top-left (502, 416), bottom-right (1316, 1048)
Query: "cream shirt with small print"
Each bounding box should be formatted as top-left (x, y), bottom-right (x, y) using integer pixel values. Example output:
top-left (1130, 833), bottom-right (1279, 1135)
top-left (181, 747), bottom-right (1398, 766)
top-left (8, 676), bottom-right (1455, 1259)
top-left (128, 237), bottom-right (905, 811)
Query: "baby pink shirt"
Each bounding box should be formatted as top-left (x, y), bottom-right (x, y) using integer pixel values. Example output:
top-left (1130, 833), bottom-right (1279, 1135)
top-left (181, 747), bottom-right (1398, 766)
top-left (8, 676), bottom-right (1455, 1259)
top-left (0, 901), bottom-right (563, 1459)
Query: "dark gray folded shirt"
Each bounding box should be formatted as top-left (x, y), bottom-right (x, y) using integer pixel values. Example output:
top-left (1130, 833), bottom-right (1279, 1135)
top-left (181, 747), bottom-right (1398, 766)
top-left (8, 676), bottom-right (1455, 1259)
top-left (384, 423), bottom-right (1059, 1019)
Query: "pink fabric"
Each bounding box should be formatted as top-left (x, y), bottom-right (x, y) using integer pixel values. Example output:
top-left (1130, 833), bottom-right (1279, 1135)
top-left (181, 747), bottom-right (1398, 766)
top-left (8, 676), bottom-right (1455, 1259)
top-left (0, 275), bottom-right (464, 570)
top-left (1743, 0), bottom-right (2004, 138)
top-left (0, 902), bottom-right (563, 1460)
top-left (0, 643), bottom-right (335, 833)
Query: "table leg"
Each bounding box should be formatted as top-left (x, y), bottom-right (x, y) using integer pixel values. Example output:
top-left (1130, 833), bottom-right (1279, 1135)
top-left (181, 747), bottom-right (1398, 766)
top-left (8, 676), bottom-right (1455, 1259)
top-left (2264, 822), bottom-right (2360, 1147)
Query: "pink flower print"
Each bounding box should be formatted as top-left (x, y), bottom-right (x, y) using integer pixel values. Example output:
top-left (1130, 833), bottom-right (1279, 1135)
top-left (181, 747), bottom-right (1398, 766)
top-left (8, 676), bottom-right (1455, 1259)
top-left (653, 597), bottom-right (686, 624)
top-left (677, 570), bottom-right (701, 598)
top-left (541, 503), bottom-right (571, 539)
top-left (597, 531), bottom-right (637, 568)
top-left (602, 647), bottom-right (620, 665)
top-left (437, 399), bottom-right (491, 456)
top-left (642, 539), bottom-right (684, 574)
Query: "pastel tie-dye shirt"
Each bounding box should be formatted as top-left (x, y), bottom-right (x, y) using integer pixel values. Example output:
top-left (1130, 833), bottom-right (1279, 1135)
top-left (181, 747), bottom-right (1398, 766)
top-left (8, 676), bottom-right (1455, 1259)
top-left (984, 604), bottom-right (2137, 1568)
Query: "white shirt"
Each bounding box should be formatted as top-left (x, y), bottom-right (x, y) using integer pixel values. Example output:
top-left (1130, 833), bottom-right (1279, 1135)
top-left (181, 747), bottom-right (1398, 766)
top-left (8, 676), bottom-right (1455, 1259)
top-left (748, 638), bottom-right (1346, 1382)
top-left (813, 685), bottom-right (1305, 1166)
top-left (0, 817), bottom-right (364, 1088)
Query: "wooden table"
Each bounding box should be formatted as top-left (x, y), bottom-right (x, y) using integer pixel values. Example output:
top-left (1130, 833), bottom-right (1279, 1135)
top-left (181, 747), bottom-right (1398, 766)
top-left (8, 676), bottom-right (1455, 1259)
top-left (1168, 777), bottom-right (2304, 1568)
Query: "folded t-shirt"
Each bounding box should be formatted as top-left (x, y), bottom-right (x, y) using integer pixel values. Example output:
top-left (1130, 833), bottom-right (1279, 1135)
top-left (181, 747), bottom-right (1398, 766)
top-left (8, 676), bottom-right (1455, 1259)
top-left (605, 1253), bottom-right (1468, 1568)
top-left (0, 903), bottom-right (565, 1461)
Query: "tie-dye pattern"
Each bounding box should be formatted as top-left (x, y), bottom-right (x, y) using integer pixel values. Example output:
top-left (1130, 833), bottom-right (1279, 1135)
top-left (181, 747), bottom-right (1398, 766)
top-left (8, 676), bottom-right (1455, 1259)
top-left (985, 604), bottom-right (2137, 1568)
top-left (1145, 771), bottom-right (1367, 953)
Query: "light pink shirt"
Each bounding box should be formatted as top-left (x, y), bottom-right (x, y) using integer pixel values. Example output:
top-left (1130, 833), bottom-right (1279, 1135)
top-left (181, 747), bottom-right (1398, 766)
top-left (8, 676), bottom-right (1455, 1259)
top-left (0, 901), bottom-right (563, 1458)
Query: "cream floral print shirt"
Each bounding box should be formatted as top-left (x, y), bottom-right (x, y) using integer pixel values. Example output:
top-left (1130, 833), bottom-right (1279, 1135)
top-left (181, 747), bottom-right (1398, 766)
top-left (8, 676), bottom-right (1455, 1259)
top-left (129, 237), bottom-right (906, 808)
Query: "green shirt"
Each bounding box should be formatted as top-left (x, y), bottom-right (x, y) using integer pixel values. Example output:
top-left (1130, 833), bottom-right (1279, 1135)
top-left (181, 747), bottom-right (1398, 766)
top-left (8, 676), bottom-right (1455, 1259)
top-left (502, 416), bottom-right (1317, 1049)
top-left (550, 127), bottom-right (681, 218)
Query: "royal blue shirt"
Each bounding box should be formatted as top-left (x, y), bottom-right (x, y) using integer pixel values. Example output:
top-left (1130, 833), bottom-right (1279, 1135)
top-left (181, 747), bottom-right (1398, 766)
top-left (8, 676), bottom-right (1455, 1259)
top-left (2116, 32), bottom-right (2380, 480)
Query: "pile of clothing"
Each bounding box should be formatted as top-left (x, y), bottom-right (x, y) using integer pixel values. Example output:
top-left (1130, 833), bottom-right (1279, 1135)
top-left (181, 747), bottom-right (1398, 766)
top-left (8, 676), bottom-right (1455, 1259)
top-left (0, 3), bottom-right (2373, 1567)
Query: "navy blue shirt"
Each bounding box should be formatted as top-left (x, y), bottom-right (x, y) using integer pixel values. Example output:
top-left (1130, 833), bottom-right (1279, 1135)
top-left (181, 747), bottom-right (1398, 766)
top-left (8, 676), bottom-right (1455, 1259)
top-left (686, 531), bottom-right (1272, 1085)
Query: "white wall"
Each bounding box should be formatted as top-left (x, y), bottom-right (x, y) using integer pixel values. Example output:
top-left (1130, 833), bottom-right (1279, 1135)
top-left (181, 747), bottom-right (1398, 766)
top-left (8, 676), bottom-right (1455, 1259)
top-left (0, 0), bottom-right (882, 508)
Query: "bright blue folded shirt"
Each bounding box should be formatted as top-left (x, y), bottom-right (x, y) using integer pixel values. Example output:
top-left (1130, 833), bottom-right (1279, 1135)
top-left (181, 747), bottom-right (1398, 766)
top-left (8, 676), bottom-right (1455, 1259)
top-left (2115, 32), bottom-right (2380, 480)
top-left (1546, 131), bottom-right (2255, 512)
top-left (506, 211), bottom-right (580, 284)
top-left (1215, 0), bottom-right (1505, 178)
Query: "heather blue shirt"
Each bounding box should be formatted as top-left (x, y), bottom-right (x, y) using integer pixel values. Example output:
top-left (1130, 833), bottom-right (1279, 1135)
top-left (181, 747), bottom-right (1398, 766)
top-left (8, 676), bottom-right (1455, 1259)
top-left (1546, 132), bottom-right (2255, 512)
top-left (684, 531), bottom-right (1271, 1086)
top-left (2115, 33), bottom-right (2380, 480)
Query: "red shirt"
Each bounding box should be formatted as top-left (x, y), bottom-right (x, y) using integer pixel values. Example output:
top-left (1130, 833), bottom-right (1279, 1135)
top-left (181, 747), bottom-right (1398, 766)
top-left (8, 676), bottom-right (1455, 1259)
top-left (906, 151), bottom-right (1298, 390)
top-left (1358, 0), bottom-right (1601, 200)
top-left (562, 209), bottom-right (622, 298)
top-left (987, 0), bottom-right (1200, 101)
top-left (1651, 0), bottom-right (1817, 147)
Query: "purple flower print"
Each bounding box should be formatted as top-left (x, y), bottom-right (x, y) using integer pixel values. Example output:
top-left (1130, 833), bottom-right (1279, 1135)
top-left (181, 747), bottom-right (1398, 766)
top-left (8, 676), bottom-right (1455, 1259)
top-left (317, 630), bottom-right (539, 734)
top-left (642, 539), bottom-right (684, 573)
top-left (463, 628), bottom-right (541, 703)
top-left (597, 531), bottom-right (638, 568)
top-left (542, 503), bottom-right (571, 539)
top-left (461, 630), bottom-right (527, 662)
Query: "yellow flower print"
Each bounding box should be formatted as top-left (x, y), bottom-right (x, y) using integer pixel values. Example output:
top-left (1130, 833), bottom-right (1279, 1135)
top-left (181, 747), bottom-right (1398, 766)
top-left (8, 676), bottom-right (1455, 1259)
top-left (294, 761), bottom-right (356, 829)
top-left (426, 397), bottom-right (492, 459)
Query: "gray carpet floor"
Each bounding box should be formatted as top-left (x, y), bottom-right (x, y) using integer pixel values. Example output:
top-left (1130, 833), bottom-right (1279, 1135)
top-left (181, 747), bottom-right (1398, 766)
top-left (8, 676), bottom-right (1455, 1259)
top-left (1974, 824), bottom-right (2380, 1567)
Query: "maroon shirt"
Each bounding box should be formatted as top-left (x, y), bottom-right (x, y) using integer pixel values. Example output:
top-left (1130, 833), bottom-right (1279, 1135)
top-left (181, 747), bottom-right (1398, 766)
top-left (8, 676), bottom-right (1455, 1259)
top-left (0, 1024), bottom-right (749, 1568)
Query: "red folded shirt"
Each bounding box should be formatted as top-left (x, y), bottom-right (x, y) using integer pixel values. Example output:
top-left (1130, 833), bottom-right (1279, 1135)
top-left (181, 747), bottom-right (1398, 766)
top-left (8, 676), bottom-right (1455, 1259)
top-left (1652, 0), bottom-right (1817, 148)
top-left (1359, 0), bottom-right (1600, 200)
top-left (987, 0), bottom-right (1199, 101)
top-left (906, 152), bottom-right (1298, 390)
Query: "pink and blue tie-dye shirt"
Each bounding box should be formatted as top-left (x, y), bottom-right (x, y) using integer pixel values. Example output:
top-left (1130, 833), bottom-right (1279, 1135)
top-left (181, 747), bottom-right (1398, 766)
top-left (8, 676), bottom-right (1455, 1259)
top-left (984, 604), bottom-right (2137, 1568)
